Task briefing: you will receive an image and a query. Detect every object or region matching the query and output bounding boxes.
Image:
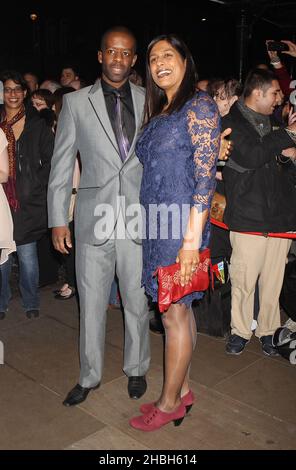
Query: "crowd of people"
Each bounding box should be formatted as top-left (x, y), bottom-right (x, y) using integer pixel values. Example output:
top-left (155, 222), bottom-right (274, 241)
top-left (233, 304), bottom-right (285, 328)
top-left (1, 27), bottom-right (296, 432)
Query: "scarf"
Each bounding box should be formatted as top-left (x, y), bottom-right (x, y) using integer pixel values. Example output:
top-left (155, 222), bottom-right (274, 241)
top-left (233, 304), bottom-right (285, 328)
top-left (237, 98), bottom-right (271, 138)
top-left (0, 106), bottom-right (25, 211)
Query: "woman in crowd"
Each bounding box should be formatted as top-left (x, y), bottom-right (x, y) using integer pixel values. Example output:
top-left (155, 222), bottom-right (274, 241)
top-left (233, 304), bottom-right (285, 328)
top-left (31, 88), bottom-right (53, 112)
top-left (0, 70), bottom-right (54, 318)
top-left (51, 86), bottom-right (79, 300)
top-left (208, 78), bottom-right (242, 117)
top-left (129, 34), bottom-right (220, 431)
top-left (31, 88), bottom-right (55, 129)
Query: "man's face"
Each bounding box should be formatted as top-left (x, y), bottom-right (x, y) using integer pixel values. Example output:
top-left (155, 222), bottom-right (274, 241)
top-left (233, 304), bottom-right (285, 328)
top-left (24, 73), bottom-right (38, 92)
top-left (98, 32), bottom-right (137, 88)
top-left (256, 80), bottom-right (282, 115)
top-left (61, 68), bottom-right (77, 86)
top-left (3, 79), bottom-right (26, 112)
top-left (196, 79), bottom-right (208, 91)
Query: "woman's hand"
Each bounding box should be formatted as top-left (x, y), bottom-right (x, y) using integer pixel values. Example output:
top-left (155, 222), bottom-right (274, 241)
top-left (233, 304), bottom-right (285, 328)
top-left (176, 248), bottom-right (199, 286)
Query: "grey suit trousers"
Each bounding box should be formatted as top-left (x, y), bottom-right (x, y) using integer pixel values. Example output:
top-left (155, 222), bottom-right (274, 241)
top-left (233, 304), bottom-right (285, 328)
top-left (76, 237), bottom-right (150, 388)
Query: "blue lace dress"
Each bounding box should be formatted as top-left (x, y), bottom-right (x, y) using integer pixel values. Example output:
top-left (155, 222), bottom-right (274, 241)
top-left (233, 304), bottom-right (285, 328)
top-left (136, 91), bottom-right (220, 306)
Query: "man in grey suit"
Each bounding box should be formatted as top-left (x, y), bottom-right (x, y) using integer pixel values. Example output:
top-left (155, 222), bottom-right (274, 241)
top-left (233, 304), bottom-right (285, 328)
top-left (48, 26), bottom-right (150, 406)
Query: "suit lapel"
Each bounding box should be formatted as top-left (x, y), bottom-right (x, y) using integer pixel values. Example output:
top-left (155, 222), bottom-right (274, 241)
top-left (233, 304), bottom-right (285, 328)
top-left (88, 80), bottom-right (120, 158)
top-left (125, 82), bottom-right (143, 163)
top-left (88, 80), bottom-right (143, 165)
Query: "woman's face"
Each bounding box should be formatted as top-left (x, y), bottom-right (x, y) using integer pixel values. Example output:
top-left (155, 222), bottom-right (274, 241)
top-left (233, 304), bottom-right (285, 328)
top-left (214, 86), bottom-right (231, 117)
top-left (31, 95), bottom-right (48, 111)
top-left (214, 86), bottom-right (238, 117)
top-left (149, 40), bottom-right (186, 97)
top-left (3, 79), bottom-right (26, 112)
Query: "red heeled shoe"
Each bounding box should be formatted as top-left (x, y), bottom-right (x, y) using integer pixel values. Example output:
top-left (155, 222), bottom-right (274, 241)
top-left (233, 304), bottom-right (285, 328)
top-left (140, 390), bottom-right (195, 415)
top-left (129, 402), bottom-right (186, 432)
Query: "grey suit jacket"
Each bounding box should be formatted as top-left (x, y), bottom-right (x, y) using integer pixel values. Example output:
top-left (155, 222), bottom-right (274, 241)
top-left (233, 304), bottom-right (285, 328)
top-left (47, 80), bottom-right (145, 245)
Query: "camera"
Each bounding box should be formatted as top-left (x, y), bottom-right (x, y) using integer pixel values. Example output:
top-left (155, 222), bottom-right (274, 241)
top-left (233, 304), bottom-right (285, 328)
top-left (267, 41), bottom-right (289, 52)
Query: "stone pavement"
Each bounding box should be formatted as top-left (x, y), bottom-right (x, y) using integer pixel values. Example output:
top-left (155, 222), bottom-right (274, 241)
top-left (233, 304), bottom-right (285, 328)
top-left (0, 284), bottom-right (295, 450)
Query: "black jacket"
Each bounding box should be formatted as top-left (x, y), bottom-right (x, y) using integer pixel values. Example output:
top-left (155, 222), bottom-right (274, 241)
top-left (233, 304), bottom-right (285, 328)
top-left (12, 109), bottom-right (54, 244)
top-left (222, 103), bottom-right (296, 233)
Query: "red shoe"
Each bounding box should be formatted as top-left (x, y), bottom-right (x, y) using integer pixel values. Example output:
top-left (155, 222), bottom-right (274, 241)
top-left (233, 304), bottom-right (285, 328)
top-left (140, 390), bottom-right (195, 415)
top-left (129, 403), bottom-right (186, 432)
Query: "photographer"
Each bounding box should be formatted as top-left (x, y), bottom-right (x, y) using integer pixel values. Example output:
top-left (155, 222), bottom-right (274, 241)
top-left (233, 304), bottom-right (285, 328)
top-left (266, 40), bottom-right (295, 99)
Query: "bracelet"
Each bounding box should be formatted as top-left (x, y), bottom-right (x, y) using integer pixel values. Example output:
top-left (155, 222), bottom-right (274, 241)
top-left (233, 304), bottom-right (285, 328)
top-left (270, 58), bottom-right (281, 66)
top-left (277, 155), bottom-right (291, 164)
top-left (286, 128), bottom-right (296, 137)
top-left (285, 128), bottom-right (296, 144)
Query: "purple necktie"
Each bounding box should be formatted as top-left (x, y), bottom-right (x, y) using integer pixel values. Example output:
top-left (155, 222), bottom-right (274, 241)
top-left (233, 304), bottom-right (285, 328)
top-left (114, 90), bottom-right (130, 162)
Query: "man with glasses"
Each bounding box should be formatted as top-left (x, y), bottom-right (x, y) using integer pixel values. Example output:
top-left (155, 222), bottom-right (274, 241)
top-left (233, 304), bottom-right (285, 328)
top-left (0, 70), bottom-right (54, 319)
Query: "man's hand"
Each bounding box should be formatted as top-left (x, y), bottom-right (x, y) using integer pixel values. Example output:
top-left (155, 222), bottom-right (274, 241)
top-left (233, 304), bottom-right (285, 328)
top-left (266, 40), bottom-right (282, 68)
top-left (281, 40), bottom-right (296, 58)
top-left (288, 107), bottom-right (296, 126)
top-left (219, 128), bottom-right (233, 161)
top-left (287, 121), bottom-right (296, 133)
top-left (216, 171), bottom-right (223, 181)
top-left (281, 147), bottom-right (296, 161)
top-left (52, 226), bottom-right (72, 254)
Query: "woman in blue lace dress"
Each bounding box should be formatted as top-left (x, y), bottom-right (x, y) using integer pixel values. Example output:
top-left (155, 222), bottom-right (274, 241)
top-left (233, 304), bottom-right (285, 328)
top-left (129, 35), bottom-right (220, 432)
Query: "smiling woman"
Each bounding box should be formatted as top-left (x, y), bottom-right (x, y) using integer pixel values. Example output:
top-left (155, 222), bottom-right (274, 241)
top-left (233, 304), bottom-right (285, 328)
top-left (0, 69), bottom-right (54, 319)
top-left (149, 41), bottom-right (187, 105)
top-left (129, 34), bottom-right (220, 432)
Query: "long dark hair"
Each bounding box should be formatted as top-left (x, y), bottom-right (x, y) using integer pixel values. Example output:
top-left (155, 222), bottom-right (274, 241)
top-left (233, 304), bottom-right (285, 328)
top-left (143, 34), bottom-right (198, 124)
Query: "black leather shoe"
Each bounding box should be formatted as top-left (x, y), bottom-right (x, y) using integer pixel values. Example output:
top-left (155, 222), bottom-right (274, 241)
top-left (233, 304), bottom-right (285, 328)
top-left (26, 309), bottom-right (39, 319)
top-left (63, 383), bottom-right (99, 407)
top-left (260, 335), bottom-right (280, 357)
top-left (128, 376), bottom-right (147, 399)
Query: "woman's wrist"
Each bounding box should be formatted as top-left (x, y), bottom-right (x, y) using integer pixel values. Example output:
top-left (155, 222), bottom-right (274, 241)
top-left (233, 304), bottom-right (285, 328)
top-left (270, 56), bottom-right (281, 67)
top-left (181, 241), bottom-right (199, 251)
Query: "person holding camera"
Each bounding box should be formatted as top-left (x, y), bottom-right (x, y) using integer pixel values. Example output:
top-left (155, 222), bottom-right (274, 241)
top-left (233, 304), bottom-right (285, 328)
top-left (266, 40), bottom-right (295, 100)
